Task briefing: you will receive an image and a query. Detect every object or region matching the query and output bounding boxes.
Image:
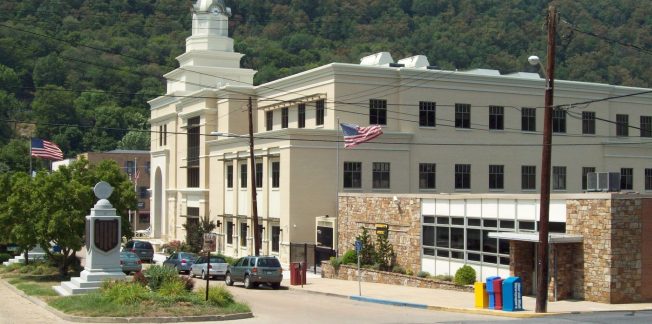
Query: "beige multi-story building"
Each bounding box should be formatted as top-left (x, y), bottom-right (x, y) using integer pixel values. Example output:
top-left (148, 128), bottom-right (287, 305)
top-left (149, 3), bottom-right (652, 263)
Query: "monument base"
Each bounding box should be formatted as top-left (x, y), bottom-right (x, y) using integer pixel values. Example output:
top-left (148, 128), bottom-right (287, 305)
top-left (53, 269), bottom-right (126, 296)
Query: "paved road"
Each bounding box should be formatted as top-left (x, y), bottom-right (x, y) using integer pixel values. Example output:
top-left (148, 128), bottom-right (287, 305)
top-left (461, 310), bottom-right (652, 324)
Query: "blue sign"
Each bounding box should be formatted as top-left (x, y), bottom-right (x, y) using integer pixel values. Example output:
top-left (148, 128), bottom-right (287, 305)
top-left (354, 240), bottom-right (362, 253)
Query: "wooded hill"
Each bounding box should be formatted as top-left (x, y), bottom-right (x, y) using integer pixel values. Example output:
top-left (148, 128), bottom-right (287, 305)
top-left (0, 0), bottom-right (650, 172)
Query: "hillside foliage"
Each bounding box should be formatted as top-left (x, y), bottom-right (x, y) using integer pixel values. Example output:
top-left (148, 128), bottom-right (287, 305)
top-left (0, 0), bottom-right (650, 171)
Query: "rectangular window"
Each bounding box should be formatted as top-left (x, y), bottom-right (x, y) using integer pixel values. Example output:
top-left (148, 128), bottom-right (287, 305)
top-left (316, 99), bottom-right (325, 126)
top-left (521, 107), bottom-right (536, 132)
top-left (621, 168), bottom-right (633, 190)
top-left (489, 165), bottom-right (504, 190)
top-left (159, 124), bottom-right (167, 146)
top-left (281, 108), bottom-right (288, 129)
top-left (455, 103), bottom-right (471, 129)
top-left (271, 161), bottom-right (280, 188)
top-left (255, 163), bottom-right (263, 188)
top-left (226, 221), bottom-right (233, 244)
top-left (419, 101), bottom-right (436, 127)
top-left (641, 116), bottom-right (652, 137)
top-left (266, 111), bottom-right (273, 131)
top-left (240, 223), bottom-right (248, 247)
top-left (226, 165), bottom-right (233, 188)
top-left (419, 163), bottom-right (436, 189)
top-left (139, 186), bottom-right (148, 198)
top-left (298, 104), bottom-right (305, 128)
top-left (553, 166), bottom-right (566, 190)
top-left (552, 109), bottom-right (566, 133)
top-left (163, 124), bottom-right (167, 145)
top-left (271, 225), bottom-right (280, 252)
top-left (582, 167), bottom-right (595, 190)
top-left (455, 164), bottom-right (471, 189)
top-left (372, 162), bottom-right (390, 189)
top-left (343, 162), bottom-right (362, 189)
top-left (145, 161), bottom-right (151, 174)
top-left (369, 99), bottom-right (387, 125)
top-left (489, 106), bottom-right (504, 130)
top-left (522, 165), bottom-right (536, 190)
top-left (240, 164), bottom-right (247, 188)
top-left (125, 160), bottom-right (135, 177)
top-left (616, 114), bottom-right (629, 136)
top-left (582, 111), bottom-right (595, 134)
top-left (187, 117), bottom-right (200, 188)
top-left (646, 169), bottom-right (652, 191)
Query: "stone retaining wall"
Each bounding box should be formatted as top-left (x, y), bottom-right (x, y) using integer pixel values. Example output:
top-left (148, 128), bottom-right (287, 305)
top-left (321, 262), bottom-right (473, 293)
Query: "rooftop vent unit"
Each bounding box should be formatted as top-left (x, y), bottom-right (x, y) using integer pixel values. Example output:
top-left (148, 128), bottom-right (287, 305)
top-left (398, 55), bottom-right (430, 68)
top-left (586, 172), bottom-right (620, 192)
top-left (360, 52), bottom-right (394, 66)
top-left (463, 68), bottom-right (501, 76)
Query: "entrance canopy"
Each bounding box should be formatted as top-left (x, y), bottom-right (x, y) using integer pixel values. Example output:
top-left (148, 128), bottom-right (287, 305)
top-left (488, 232), bottom-right (583, 244)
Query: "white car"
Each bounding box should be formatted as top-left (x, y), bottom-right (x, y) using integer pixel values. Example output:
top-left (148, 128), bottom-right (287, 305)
top-left (190, 255), bottom-right (229, 280)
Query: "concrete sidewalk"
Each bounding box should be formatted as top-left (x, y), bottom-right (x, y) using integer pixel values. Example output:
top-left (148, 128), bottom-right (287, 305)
top-left (284, 276), bottom-right (652, 318)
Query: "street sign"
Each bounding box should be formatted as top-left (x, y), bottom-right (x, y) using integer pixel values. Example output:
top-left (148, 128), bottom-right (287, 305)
top-left (375, 223), bottom-right (388, 238)
top-left (354, 240), bottom-right (362, 253)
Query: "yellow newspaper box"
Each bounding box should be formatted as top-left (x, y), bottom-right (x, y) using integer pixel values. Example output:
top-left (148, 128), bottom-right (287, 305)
top-left (474, 282), bottom-right (489, 308)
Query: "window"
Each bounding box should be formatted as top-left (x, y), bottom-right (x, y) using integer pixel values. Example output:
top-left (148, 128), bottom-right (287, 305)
top-left (489, 106), bottom-right (504, 130)
top-left (621, 168), bottom-right (633, 190)
top-left (298, 104), bottom-right (305, 128)
top-left (582, 167), bottom-right (595, 190)
top-left (271, 225), bottom-right (280, 252)
top-left (139, 186), bottom-right (148, 198)
top-left (159, 124), bottom-right (167, 146)
top-left (343, 162), bottom-right (361, 189)
top-left (455, 164), bottom-right (471, 189)
top-left (316, 99), bottom-right (324, 126)
top-left (281, 108), bottom-right (288, 128)
top-left (255, 163), bottom-right (263, 188)
top-left (582, 111), bottom-right (595, 134)
top-left (419, 101), bottom-right (436, 127)
top-left (266, 111), bottom-right (273, 131)
top-left (372, 162), bottom-right (390, 189)
top-left (226, 221), bottom-right (233, 244)
top-left (419, 163), bottom-right (436, 189)
top-left (489, 165), bottom-right (504, 190)
top-left (187, 117), bottom-right (200, 188)
top-left (125, 160), bottom-right (135, 177)
top-left (271, 161), bottom-right (280, 188)
top-left (552, 109), bottom-right (566, 133)
top-left (522, 165), bottom-right (536, 190)
top-left (240, 223), bottom-right (248, 247)
top-left (617, 114), bottom-right (631, 136)
top-left (369, 99), bottom-right (387, 125)
top-left (240, 164), bottom-right (247, 188)
top-left (553, 166), bottom-right (566, 190)
top-left (616, 114), bottom-right (629, 136)
top-left (641, 116), bottom-right (652, 137)
top-left (455, 103), bottom-right (471, 129)
top-left (521, 107), bottom-right (536, 132)
top-left (145, 161), bottom-right (151, 174)
top-left (646, 169), bottom-right (652, 191)
top-left (226, 165), bottom-right (233, 188)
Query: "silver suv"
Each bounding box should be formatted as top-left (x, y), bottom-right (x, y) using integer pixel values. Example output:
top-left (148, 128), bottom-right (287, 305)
top-left (123, 240), bottom-right (154, 263)
top-left (225, 256), bottom-right (283, 289)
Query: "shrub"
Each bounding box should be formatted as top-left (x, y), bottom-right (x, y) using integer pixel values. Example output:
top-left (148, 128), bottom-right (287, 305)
top-left (454, 265), bottom-right (476, 285)
top-left (391, 265), bottom-right (406, 274)
top-left (132, 271), bottom-right (147, 286)
top-left (329, 256), bottom-right (342, 271)
top-left (433, 274), bottom-right (453, 282)
top-left (355, 228), bottom-right (375, 265)
top-left (179, 275), bottom-right (194, 291)
top-left (417, 271), bottom-right (430, 278)
top-left (0, 253), bottom-right (11, 263)
top-left (158, 277), bottom-right (187, 296)
top-left (341, 250), bottom-right (357, 265)
top-left (375, 233), bottom-right (395, 271)
top-left (101, 280), bottom-right (149, 305)
top-left (405, 269), bottom-right (414, 276)
top-left (144, 265), bottom-right (179, 291)
top-left (161, 240), bottom-right (181, 254)
top-left (197, 286), bottom-right (234, 307)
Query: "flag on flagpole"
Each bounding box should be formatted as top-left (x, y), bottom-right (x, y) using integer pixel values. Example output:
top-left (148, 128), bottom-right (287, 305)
top-left (30, 138), bottom-right (63, 161)
top-left (340, 123), bottom-right (383, 148)
top-left (134, 169), bottom-right (140, 183)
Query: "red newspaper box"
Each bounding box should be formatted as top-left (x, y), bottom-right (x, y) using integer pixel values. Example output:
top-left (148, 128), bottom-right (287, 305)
top-left (290, 262), bottom-right (306, 285)
top-left (492, 278), bottom-right (504, 310)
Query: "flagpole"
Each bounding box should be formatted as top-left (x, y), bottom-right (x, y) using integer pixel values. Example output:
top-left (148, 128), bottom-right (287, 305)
top-left (336, 118), bottom-right (340, 257)
top-left (29, 138), bottom-right (32, 176)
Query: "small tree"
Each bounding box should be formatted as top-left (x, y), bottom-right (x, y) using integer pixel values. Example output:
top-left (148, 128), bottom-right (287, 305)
top-left (454, 265), bottom-right (477, 285)
top-left (374, 232), bottom-right (395, 271)
top-left (355, 227), bottom-right (375, 265)
top-left (183, 217), bottom-right (216, 253)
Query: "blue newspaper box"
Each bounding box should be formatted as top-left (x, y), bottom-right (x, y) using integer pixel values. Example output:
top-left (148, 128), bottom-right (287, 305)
top-left (485, 276), bottom-right (501, 309)
top-left (502, 276), bottom-right (523, 311)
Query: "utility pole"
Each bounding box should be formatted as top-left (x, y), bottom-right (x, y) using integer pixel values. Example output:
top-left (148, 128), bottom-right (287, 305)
top-left (536, 4), bottom-right (557, 313)
top-left (248, 96), bottom-right (260, 256)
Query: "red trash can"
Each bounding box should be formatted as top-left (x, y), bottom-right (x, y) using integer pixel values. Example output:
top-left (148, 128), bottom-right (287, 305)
top-left (290, 262), bottom-right (306, 285)
top-left (493, 278), bottom-right (504, 310)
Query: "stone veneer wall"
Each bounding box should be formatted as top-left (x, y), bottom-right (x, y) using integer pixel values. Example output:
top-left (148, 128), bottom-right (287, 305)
top-left (510, 241), bottom-right (534, 296)
top-left (338, 195), bottom-right (422, 274)
top-left (321, 262), bottom-right (473, 292)
top-left (609, 198), bottom-right (644, 303)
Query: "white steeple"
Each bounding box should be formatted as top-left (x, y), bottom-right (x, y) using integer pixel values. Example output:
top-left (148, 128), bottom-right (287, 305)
top-left (164, 0), bottom-right (255, 94)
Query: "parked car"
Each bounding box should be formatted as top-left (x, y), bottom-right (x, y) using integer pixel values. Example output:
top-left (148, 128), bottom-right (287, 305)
top-left (120, 251), bottom-right (142, 274)
top-left (190, 255), bottom-right (228, 280)
top-left (225, 256), bottom-right (283, 289)
top-left (162, 252), bottom-right (198, 274)
top-left (123, 240), bottom-right (154, 263)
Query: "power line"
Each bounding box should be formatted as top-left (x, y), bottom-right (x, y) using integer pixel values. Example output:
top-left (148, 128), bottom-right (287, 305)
top-left (560, 18), bottom-right (652, 56)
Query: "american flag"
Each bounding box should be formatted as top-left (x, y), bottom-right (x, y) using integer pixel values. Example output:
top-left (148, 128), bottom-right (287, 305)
top-left (30, 138), bottom-right (63, 161)
top-left (134, 169), bottom-right (140, 182)
top-left (340, 123), bottom-right (383, 148)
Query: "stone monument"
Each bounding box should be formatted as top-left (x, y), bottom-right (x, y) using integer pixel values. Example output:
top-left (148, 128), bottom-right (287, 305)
top-left (53, 181), bottom-right (126, 296)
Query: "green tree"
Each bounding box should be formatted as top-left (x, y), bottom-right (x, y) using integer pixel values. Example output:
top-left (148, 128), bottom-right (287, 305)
top-left (374, 232), bottom-right (395, 271)
top-left (183, 217), bottom-right (217, 253)
top-left (5, 172), bottom-right (40, 264)
top-left (0, 139), bottom-right (30, 173)
top-left (355, 227), bottom-right (375, 265)
top-left (117, 130), bottom-right (150, 150)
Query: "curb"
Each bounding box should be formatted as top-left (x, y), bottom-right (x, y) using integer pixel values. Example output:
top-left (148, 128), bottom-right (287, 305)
top-left (1, 279), bottom-right (254, 322)
top-left (350, 295), bottom-right (427, 309)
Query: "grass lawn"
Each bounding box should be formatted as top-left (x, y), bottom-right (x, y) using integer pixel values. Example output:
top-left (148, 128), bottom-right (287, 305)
top-left (7, 276), bottom-right (60, 297)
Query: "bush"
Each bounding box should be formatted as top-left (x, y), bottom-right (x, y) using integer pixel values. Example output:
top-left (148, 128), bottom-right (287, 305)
top-left (433, 274), bottom-right (453, 282)
top-left (158, 278), bottom-right (187, 296)
top-left (329, 256), bottom-right (342, 271)
top-left (144, 265), bottom-right (179, 291)
top-left (341, 250), bottom-right (357, 264)
top-left (391, 265), bottom-right (406, 274)
top-left (405, 269), bottom-right (414, 276)
top-left (417, 271), bottom-right (430, 278)
top-left (161, 240), bottom-right (181, 254)
top-left (0, 253), bottom-right (11, 263)
top-left (454, 265), bottom-right (476, 285)
top-left (101, 281), bottom-right (150, 305)
top-left (197, 286), bottom-right (234, 307)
